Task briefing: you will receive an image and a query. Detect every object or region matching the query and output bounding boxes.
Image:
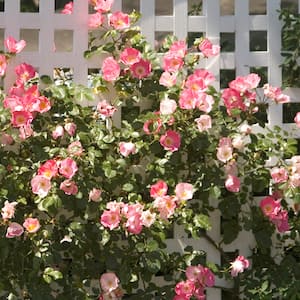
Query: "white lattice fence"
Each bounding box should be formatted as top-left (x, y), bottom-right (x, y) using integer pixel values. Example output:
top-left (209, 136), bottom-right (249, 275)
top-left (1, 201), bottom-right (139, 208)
top-left (1, 0), bottom-right (300, 299)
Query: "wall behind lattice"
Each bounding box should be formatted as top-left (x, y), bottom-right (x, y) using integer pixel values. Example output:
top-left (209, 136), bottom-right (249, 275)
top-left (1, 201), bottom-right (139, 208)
top-left (1, 0), bottom-right (300, 299)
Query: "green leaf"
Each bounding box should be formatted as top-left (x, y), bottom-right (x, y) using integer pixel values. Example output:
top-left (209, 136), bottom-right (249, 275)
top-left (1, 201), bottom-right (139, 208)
top-left (193, 214), bottom-right (212, 231)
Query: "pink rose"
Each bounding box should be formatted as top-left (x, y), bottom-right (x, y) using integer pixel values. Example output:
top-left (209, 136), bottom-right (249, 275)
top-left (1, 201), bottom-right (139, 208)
top-left (23, 217), bottom-right (40, 233)
top-left (31, 175), bottom-right (52, 198)
top-left (100, 272), bottom-right (119, 293)
top-left (61, 1), bottom-right (73, 14)
top-left (143, 117), bottom-right (162, 135)
top-left (174, 280), bottom-right (195, 298)
top-left (169, 40), bottom-right (187, 58)
top-left (295, 112), bottom-right (300, 127)
top-left (175, 182), bottom-right (194, 201)
top-left (225, 175), bottom-right (240, 193)
top-left (102, 57), bottom-right (120, 82)
top-left (37, 159), bottom-right (58, 179)
top-left (60, 179), bottom-right (78, 195)
top-left (230, 255), bottom-right (250, 277)
top-left (160, 130), bottom-right (181, 152)
top-left (0, 54), bottom-right (8, 77)
top-left (109, 11), bottom-right (130, 30)
top-left (15, 63), bottom-right (36, 84)
top-left (1, 133), bottom-right (14, 146)
top-left (199, 38), bottom-right (220, 57)
top-left (119, 142), bottom-right (136, 157)
top-left (1, 201), bottom-right (18, 220)
top-left (130, 59), bottom-right (151, 79)
top-left (89, 12), bottom-right (104, 28)
top-left (6, 222), bottom-right (24, 238)
top-left (153, 195), bottom-right (177, 219)
top-left (260, 196), bottom-right (281, 217)
top-left (59, 157), bottom-right (78, 179)
top-left (91, 0), bottom-right (114, 13)
top-left (52, 125), bottom-right (64, 139)
top-left (120, 48), bottom-right (142, 66)
top-left (96, 100), bottom-right (117, 118)
top-left (11, 110), bottom-right (33, 127)
top-left (89, 188), bottom-right (102, 202)
top-left (100, 210), bottom-right (121, 230)
top-left (141, 210), bottom-right (156, 227)
top-left (4, 36), bottom-right (26, 53)
top-left (162, 52), bottom-right (184, 73)
top-left (150, 180), bottom-right (168, 198)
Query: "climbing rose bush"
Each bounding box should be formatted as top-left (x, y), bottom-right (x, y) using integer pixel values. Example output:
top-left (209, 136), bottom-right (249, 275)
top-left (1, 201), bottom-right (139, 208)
top-left (0, 2), bottom-right (300, 299)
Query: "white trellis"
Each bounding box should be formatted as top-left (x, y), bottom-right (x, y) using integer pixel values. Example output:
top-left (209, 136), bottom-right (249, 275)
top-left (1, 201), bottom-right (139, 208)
top-left (1, 0), bottom-right (300, 299)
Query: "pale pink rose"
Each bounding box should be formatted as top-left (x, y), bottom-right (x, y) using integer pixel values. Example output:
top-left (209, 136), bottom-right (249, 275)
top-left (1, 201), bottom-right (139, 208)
top-left (217, 145), bottom-right (233, 163)
top-left (23, 217), bottom-right (40, 233)
top-left (196, 93), bottom-right (214, 113)
top-left (100, 272), bottom-right (119, 293)
top-left (160, 130), bottom-right (181, 152)
top-left (199, 38), bottom-right (220, 57)
top-left (102, 57), bottom-right (120, 82)
top-left (89, 188), bottom-right (102, 202)
top-left (260, 196), bottom-right (280, 217)
top-left (120, 48), bottom-right (142, 66)
top-left (89, 12), bottom-right (104, 28)
top-left (143, 117), bottom-right (162, 135)
top-left (11, 110), bottom-right (33, 127)
top-left (244, 73), bottom-right (261, 89)
top-left (38, 159), bottom-right (58, 179)
top-left (15, 63), bottom-right (36, 84)
top-left (58, 158), bottom-right (78, 179)
top-left (141, 210), bottom-right (156, 227)
top-left (61, 1), bottom-right (73, 14)
top-left (52, 125), bottom-right (64, 139)
top-left (6, 222), bottom-right (24, 238)
top-left (1, 133), bottom-right (14, 146)
top-left (295, 112), bottom-right (300, 127)
top-left (60, 179), bottom-right (78, 195)
top-left (225, 175), bottom-right (240, 193)
top-left (174, 280), bottom-right (195, 298)
top-left (186, 265), bottom-right (202, 281)
top-left (153, 195), bottom-right (177, 219)
top-left (96, 100), bottom-right (117, 118)
top-left (91, 0), bottom-right (114, 13)
top-left (4, 36), bottom-right (26, 53)
top-left (109, 11), bottom-right (130, 30)
top-left (0, 54), bottom-right (7, 76)
top-left (290, 173), bottom-right (300, 188)
top-left (179, 89), bottom-right (197, 110)
top-left (67, 141), bottom-right (84, 156)
top-left (159, 71), bottom-right (177, 87)
top-left (64, 122), bottom-right (76, 136)
top-left (130, 59), bottom-right (151, 79)
top-left (1, 201), bottom-right (18, 220)
top-left (169, 40), bottom-right (187, 58)
top-left (291, 155), bottom-right (300, 164)
top-left (150, 180), bottom-right (168, 198)
top-left (175, 182), bottom-right (194, 201)
top-left (224, 160), bottom-right (238, 176)
top-left (270, 167), bottom-right (288, 184)
top-left (119, 142), bottom-right (136, 157)
top-left (232, 135), bottom-right (244, 150)
top-left (230, 256), bottom-right (250, 277)
top-left (160, 98), bottom-right (177, 115)
top-left (275, 93), bottom-right (290, 104)
top-left (195, 115), bottom-right (212, 132)
top-left (106, 201), bottom-right (123, 212)
top-left (240, 123), bottom-right (252, 135)
top-left (19, 124), bottom-right (33, 140)
top-left (100, 210), bottom-right (121, 230)
top-left (162, 52), bottom-right (184, 73)
top-left (31, 175), bottom-right (52, 198)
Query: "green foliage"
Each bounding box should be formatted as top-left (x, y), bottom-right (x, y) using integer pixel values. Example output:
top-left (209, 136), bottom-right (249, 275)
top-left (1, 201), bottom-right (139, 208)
top-left (0, 4), bottom-right (299, 300)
